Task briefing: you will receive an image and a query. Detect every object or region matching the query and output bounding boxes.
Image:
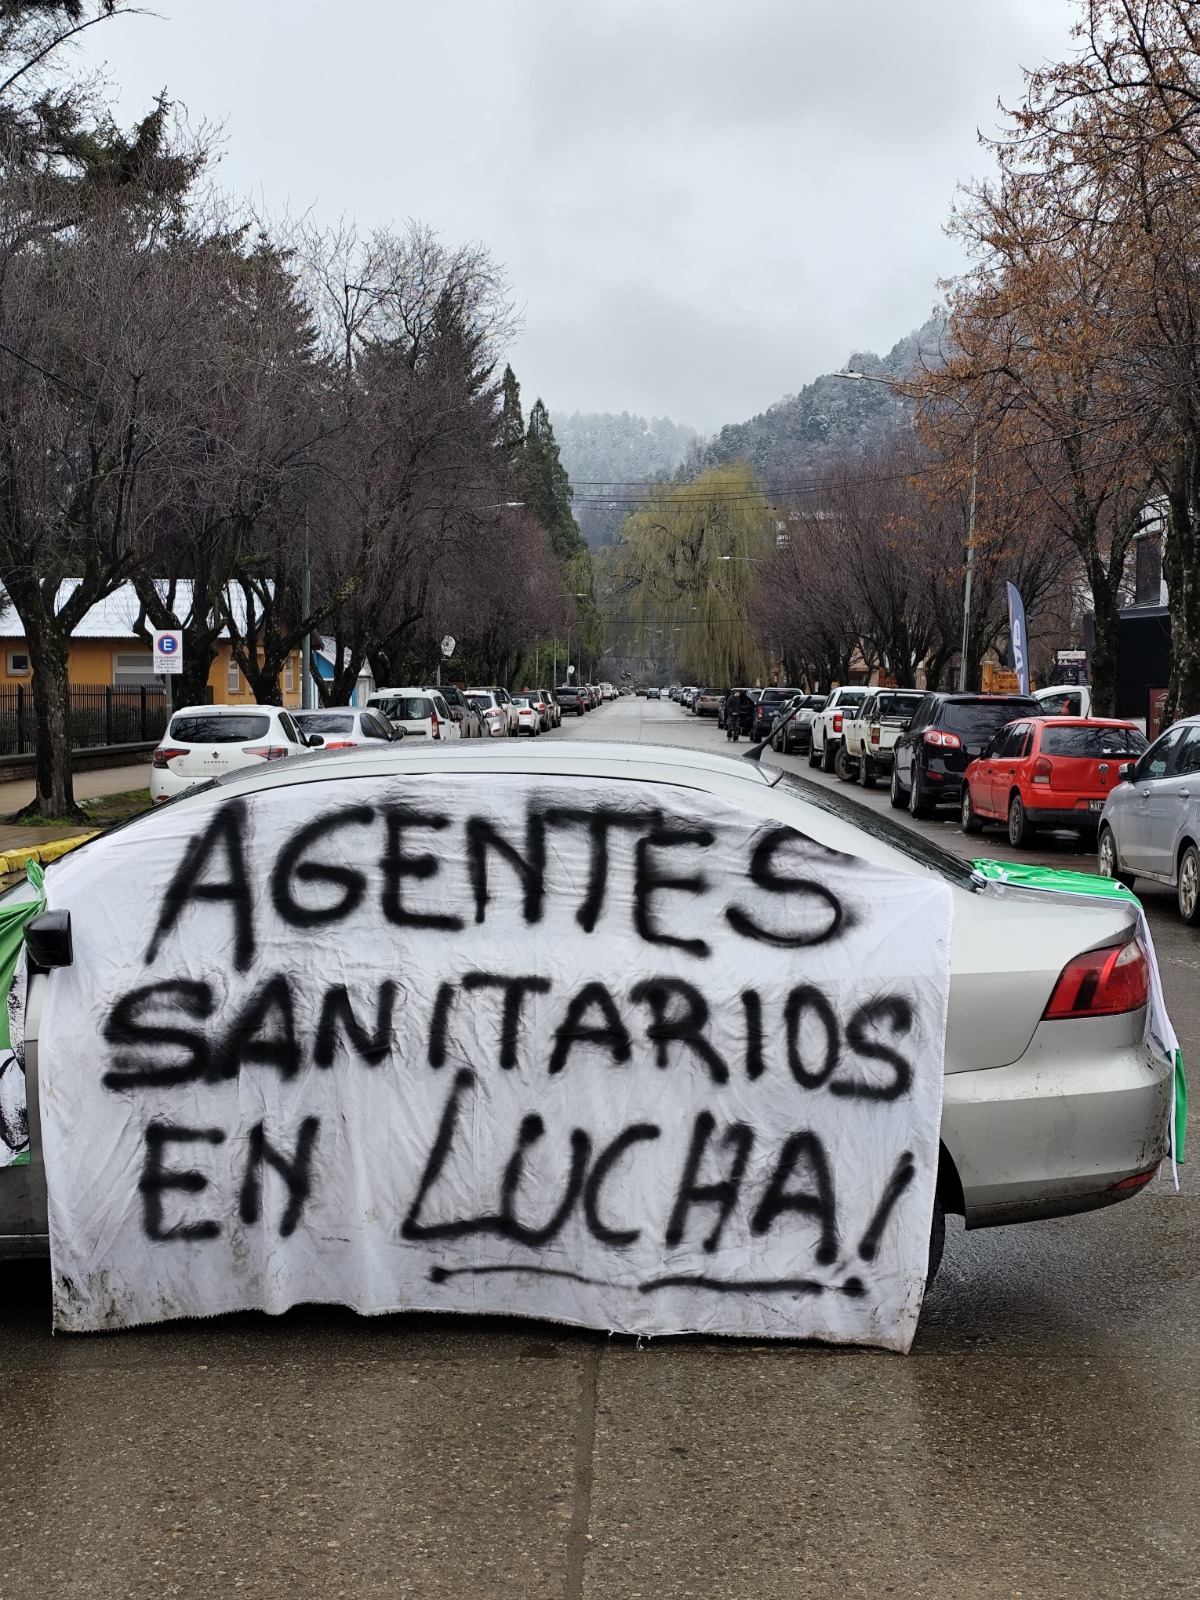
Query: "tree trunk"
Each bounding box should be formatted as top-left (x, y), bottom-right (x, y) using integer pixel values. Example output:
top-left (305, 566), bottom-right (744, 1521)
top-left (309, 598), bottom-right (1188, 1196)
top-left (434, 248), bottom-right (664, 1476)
top-left (1164, 486), bottom-right (1200, 720)
top-left (1086, 576), bottom-right (1121, 719)
top-left (24, 626), bottom-right (80, 820)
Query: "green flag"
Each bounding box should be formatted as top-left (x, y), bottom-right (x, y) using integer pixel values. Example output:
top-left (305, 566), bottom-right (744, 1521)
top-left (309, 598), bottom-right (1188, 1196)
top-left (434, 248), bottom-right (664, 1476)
top-left (0, 861), bottom-right (47, 1168)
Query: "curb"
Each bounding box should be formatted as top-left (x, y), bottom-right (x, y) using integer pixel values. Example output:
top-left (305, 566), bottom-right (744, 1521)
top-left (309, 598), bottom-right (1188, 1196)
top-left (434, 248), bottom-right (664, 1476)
top-left (0, 832), bottom-right (99, 875)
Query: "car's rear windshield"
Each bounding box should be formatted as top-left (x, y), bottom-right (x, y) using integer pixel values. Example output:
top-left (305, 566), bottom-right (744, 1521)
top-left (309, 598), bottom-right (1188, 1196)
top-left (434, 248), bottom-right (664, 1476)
top-left (1042, 725), bottom-right (1147, 758)
top-left (942, 698), bottom-right (1038, 735)
top-left (297, 713), bottom-right (354, 734)
top-left (874, 693), bottom-right (924, 716)
top-left (169, 714), bottom-right (269, 743)
top-left (773, 769), bottom-right (977, 889)
top-left (759, 688), bottom-right (796, 703)
top-left (372, 696), bottom-right (433, 720)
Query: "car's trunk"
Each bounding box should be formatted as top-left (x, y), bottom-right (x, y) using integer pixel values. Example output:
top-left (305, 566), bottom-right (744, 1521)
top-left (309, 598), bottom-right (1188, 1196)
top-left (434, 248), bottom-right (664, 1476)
top-left (944, 885), bottom-right (1140, 1071)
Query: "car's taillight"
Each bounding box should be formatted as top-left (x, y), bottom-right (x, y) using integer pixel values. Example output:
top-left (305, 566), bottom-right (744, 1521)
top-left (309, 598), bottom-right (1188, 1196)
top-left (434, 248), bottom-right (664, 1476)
top-left (322, 740), bottom-right (356, 749)
top-left (242, 745), bottom-right (289, 761)
top-left (833, 711), bottom-right (843, 733)
top-left (870, 725), bottom-right (881, 745)
top-left (923, 729), bottom-right (962, 749)
top-left (1043, 939), bottom-right (1149, 1020)
top-left (1032, 755), bottom-right (1052, 785)
top-left (152, 747), bottom-right (188, 768)
top-left (431, 711), bottom-right (440, 739)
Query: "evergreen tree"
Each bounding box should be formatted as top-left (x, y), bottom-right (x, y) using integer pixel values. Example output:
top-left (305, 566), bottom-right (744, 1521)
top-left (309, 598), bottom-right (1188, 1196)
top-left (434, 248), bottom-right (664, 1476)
top-left (522, 397), bottom-right (588, 566)
top-left (500, 363), bottom-right (524, 455)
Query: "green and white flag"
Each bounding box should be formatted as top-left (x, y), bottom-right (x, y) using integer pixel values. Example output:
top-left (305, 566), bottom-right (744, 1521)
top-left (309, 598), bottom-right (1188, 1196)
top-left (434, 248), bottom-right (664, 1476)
top-left (0, 861), bottom-right (47, 1169)
top-left (972, 859), bottom-right (1186, 1180)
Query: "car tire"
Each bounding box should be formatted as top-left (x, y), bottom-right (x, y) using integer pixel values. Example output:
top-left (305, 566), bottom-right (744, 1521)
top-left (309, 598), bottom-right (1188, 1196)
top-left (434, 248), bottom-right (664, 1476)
top-left (821, 740), bottom-right (837, 774)
top-left (858, 755), bottom-right (876, 789)
top-left (808, 741), bottom-right (822, 769)
top-left (1097, 824), bottom-right (1135, 889)
top-left (926, 1193), bottom-right (946, 1293)
top-left (889, 764), bottom-right (906, 809)
top-left (909, 769), bottom-right (933, 820)
top-left (834, 743), bottom-right (856, 782)
top-left (961, 785), bottom-right (983, 835)
top-left (1007, 792), bottom-right (1034, 848)
top-left (1178, 842), bottom-right (1200, 926)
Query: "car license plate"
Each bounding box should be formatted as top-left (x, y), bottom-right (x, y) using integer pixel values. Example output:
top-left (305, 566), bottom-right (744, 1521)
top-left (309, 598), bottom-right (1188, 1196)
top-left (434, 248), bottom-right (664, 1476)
top-left (1088, 798), bottom-right (1104, 813)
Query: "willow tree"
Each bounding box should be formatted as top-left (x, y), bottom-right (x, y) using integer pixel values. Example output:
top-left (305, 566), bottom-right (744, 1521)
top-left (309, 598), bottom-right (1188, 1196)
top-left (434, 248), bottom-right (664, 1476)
top-left (612, 464), bottom-right (772, 684)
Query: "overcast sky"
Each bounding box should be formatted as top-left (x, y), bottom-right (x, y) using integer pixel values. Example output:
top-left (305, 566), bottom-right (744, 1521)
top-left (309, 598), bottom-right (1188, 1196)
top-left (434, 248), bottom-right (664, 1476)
top-left (81, 0), bottom-right (1077, 434)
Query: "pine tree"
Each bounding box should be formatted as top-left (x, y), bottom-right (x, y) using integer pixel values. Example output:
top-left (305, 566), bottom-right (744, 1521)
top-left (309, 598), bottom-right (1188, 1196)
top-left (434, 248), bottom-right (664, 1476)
top-left (522, 398), bottom-right (588, 566)
top-left (500, 364), bottom-right (524, 455)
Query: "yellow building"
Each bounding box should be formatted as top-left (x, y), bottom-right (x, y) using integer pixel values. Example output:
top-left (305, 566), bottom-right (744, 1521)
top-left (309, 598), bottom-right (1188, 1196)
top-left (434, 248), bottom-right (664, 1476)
top-left (0, 582), bottom-right (303, 706)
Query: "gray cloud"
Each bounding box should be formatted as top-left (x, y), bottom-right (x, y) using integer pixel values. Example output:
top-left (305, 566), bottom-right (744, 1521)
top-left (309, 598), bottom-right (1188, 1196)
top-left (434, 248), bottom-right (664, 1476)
top-left (81, 0), bottom-right (1076, 432)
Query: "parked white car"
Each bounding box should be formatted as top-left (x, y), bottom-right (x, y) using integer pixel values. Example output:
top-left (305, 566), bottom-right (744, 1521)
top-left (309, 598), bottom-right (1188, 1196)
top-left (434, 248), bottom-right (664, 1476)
top-left (2, 739), bottom-right (1172, 1266)
top-left (465, 690), bottom-right (512, 737)
top-left (293, 707), bottom-right (397, 751)
top-left (367, 688), bottom-right (460, 742)
top-left (150, 704), bottom-right (310, 803)
top-left (509, 695), bottom-right (543, 735)
top-left (808, 686), bottom-right (872, 773)
top-left (840, 689), bottom-right (927, 787)
top-left (1035, 684), bottom-right (1093, 718)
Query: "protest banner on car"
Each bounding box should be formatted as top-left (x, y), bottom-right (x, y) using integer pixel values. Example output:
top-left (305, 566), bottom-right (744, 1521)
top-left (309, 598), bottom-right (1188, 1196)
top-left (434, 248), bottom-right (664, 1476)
top-left (38, 772), bottom-right (953, 1350)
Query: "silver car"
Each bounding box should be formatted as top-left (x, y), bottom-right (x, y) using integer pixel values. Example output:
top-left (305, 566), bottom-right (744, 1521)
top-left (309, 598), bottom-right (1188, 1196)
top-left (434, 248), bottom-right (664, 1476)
top-left (1098, 713), bottom-right (1200, 925)
top-left (0, 741), bottom-right (1173, 1260)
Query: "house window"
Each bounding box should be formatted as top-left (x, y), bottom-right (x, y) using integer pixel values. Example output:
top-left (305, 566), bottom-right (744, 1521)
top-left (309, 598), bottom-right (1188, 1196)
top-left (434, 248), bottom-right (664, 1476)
top-left (284, 655), bottom-right (295, 693)
top-left (227, 657), bottom-right (241, 695)
top-left (6, 651), bottom-right (29, 677)
top-left (112, 651), bottom-right (157, 686)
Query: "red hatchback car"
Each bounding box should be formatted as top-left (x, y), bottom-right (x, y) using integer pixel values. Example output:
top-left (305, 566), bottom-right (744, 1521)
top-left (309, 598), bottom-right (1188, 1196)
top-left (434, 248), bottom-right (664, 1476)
top-left (961, 716), bottom-right (1148, 847)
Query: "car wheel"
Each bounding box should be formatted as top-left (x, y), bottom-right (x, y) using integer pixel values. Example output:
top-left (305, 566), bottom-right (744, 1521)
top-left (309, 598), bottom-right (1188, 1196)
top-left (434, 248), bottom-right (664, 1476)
top-left (926, 1193), bottom-right (946, 1293)
top-left (889, 764), bottom-right (906, 810)
top-left (834, 743), bottom-right (855, 783)
top-left (909, 769), bottom-right (932, 820)
top-left (808, 741), bottom-right (821, 769)
top-left (1178, 842), bottom-right (1200, 926)
top-left (821, 740), bottom-right (837, 774)
top-left (961, 785), bottom-right (983, 835)
top-left (1007, 792), bottom-right (1034, 848)
top-left (858, 755), bottom-right (875, 789)
top-left (1097, 824), bottom-right (1135, 889)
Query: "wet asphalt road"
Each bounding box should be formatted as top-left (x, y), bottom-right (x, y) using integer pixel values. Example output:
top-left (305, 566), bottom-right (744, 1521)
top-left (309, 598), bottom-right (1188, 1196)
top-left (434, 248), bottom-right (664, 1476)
top-left (1, 696), bottom-right (1197, 1600)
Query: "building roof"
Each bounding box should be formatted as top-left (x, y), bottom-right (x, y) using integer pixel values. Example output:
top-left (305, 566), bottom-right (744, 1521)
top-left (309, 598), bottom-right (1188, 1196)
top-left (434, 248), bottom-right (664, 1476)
top-left (0, 580), bottom-right (265, 641)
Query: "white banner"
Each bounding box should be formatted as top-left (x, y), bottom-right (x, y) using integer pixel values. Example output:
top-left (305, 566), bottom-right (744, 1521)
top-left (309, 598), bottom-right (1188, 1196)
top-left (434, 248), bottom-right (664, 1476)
top-left (39, 772), bottom-right (953, 1350)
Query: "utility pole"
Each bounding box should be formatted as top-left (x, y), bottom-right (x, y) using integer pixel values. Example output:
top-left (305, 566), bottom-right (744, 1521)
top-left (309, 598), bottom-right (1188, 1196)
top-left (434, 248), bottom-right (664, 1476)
top-left (301, 518), bottom-right (313, 710)
top-left (957, 431), bottom-right (979, 693)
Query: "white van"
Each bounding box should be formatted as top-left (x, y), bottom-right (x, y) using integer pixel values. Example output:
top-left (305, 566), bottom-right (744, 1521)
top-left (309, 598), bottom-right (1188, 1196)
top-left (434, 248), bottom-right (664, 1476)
top-left (367, 688), bottom-right (460, 741)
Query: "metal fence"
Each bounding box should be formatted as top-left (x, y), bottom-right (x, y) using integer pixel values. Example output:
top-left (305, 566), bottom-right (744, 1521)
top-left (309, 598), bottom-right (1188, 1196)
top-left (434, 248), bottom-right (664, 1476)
top-left (0, 683), bottom-right (168, 757)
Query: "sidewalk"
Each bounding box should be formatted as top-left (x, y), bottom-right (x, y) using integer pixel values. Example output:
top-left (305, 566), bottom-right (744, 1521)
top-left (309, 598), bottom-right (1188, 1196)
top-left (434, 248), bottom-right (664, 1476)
top-left (0, 762), bottom-right (150, 856)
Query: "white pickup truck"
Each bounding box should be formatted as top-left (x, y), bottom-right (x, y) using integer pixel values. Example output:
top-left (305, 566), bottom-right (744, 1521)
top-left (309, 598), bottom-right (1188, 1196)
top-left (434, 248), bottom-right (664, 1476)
top-left (838, 687), bottom-right (928, 787)
top-left (807, 685), bottom-right (871, 773)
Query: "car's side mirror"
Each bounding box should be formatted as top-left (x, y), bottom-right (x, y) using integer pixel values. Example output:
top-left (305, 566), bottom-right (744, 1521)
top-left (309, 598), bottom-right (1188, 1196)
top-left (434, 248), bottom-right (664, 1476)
top-left (26, 909), bottom-right (72, 969)
top-left (1118, 761), bottom-right (1134, 781)
top-left (393, 725), bottom-right (406, 739)
top-left (306, 732), bottom-right (324, 748)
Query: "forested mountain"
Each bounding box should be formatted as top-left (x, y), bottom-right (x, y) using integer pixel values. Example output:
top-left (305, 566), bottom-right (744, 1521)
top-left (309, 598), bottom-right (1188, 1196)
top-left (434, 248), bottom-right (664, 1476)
top-left (702, 315), bottom-right (946, 484)
top-left (552, 411), bottom-right (700, 548)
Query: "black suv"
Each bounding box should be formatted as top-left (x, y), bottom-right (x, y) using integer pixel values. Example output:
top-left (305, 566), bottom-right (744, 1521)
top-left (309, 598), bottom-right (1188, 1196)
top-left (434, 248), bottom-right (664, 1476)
top-left (890, 693), bottom-right (1039, 818)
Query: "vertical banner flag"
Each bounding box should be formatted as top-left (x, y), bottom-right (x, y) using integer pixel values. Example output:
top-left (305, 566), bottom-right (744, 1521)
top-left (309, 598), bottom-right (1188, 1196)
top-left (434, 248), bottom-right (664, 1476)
top-left (1006, 583), bottom-right (1029, 695)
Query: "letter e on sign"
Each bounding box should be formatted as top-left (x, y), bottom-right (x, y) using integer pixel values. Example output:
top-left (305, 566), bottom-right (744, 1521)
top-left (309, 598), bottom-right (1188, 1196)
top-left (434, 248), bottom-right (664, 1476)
top-left (153, 630), bottom-right (183, 675)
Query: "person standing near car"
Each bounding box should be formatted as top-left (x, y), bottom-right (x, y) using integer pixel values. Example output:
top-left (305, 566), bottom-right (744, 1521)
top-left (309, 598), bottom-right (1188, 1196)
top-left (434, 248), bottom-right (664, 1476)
top-left (725, 689), bottom-right (754, 742)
